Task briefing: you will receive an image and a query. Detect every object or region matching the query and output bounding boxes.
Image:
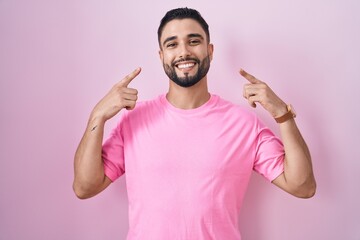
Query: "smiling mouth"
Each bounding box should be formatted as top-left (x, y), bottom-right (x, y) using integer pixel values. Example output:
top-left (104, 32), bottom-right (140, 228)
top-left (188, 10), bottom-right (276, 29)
top-left (176, 62), bottom-right (196, 69)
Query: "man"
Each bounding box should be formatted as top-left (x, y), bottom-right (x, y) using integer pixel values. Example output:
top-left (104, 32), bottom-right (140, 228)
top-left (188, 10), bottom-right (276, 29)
top-left (73, 7), bottom-right (316, 239)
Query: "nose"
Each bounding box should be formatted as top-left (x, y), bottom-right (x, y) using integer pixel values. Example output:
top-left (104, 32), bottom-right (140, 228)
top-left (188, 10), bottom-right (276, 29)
top-left (178, 42), bottom-right (191, 59)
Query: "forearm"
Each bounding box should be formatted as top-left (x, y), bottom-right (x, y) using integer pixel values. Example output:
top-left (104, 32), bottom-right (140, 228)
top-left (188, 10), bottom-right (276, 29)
top-left (73, 115), bottom-right (107, 197)
top-left (279, 119), bottom-right (316, 196)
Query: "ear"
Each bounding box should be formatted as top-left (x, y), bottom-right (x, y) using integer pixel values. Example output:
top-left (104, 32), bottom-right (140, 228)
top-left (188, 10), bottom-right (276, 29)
top-left (159, 49), bottom-right (164, 62)
top-left (208, 43), bottom-right (214, 61)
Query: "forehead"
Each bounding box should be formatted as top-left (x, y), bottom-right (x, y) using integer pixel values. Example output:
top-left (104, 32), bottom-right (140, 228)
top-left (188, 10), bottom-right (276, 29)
top-left (160, 18), bottom-right (206, 42)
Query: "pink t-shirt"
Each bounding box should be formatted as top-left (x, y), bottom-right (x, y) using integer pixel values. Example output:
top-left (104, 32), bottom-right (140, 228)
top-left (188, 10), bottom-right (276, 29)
top-left (102, 94), bottom-right (284, 240)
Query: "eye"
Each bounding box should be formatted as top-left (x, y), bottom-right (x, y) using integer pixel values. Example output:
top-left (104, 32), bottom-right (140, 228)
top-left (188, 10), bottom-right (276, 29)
top-left (189, 39), bottom-right (201, 45)
top-left (166, 42), bottom-right (177, 48)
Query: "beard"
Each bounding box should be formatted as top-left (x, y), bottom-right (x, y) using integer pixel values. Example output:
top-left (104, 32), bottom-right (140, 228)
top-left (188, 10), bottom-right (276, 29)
top-left (163, 55), bottom-right (211, 88)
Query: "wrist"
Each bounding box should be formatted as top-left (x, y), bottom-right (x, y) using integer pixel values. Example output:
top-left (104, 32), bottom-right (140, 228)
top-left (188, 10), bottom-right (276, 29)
top-left (273, 103), bottom-right (288, 118)
top-left (274, 104), bottom-right (296, 123)
top-left (88, 112), bottom-right (107, 126)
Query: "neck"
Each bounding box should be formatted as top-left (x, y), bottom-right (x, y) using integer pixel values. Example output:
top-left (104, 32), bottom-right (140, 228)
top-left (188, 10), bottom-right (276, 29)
top-left (166, 77), bottom-right (210, 109)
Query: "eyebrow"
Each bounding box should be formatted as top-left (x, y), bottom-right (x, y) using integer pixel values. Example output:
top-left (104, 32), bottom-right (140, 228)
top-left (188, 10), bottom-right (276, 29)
top-left (162, 36), bottom-right (177, 47)
top-left (162, 33), bottom-right (205, 47)
top-left (188, 33), bottom-right (204, 40)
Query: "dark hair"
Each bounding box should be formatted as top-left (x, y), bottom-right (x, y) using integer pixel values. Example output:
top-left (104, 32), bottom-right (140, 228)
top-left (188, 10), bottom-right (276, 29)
top-left (157, 8), bottom-right (210, 47)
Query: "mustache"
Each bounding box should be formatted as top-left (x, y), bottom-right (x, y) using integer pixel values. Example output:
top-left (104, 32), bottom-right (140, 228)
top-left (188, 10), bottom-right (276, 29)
top-left (171, 57), bottom-right (200, 67)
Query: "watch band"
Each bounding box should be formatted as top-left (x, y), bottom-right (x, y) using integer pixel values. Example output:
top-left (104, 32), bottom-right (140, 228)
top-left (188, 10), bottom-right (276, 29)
top-left (275, 104), bottom-right (296, 123)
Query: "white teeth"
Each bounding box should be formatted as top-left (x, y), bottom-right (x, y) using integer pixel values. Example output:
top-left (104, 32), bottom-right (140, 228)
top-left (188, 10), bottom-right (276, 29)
top-left (177, 63), bottom-right (195, 69)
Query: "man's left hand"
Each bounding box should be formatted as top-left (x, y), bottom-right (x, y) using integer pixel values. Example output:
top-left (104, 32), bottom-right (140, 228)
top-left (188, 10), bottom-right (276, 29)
top-left (240, 68), bottom-right (288, 118)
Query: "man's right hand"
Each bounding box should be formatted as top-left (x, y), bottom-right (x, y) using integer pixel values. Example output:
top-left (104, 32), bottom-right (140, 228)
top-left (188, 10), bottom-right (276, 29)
top-left (91, 67), bottom-right (141, 121)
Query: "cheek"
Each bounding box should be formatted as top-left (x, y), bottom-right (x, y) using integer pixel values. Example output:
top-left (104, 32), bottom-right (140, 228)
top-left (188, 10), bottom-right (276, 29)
top-left (159, 50), bottom-right (172, 64)
top-left (163, 54), bottom-right (174, 65)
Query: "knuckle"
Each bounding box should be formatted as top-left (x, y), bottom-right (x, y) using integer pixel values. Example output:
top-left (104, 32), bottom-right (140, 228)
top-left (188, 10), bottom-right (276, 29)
top-left (128, 102), bottom-right (136, 110)
top-left (124, 74), bottom-right (131, 81)
top-left (114, 84), bottom-right (124, 91)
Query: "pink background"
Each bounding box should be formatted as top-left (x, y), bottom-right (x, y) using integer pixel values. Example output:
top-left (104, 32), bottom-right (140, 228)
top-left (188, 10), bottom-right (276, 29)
top-left (1, 0), bottom-right (359, 239)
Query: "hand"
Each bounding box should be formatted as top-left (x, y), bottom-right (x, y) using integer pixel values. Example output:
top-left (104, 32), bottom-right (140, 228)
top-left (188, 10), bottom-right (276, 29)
top-left (91, 67), bottom-right (141, 121)
top-left (240, 68), bottom-right (287, 118)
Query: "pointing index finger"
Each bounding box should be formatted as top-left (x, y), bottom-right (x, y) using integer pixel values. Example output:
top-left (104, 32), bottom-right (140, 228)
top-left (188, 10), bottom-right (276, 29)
top-left (239, 68), bottom-right (261, 84)
top-left (119, 67), bottom-right (142, 87)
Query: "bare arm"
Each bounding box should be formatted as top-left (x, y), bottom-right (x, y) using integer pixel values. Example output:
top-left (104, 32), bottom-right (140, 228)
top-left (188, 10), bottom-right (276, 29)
top-left (73, 68), bottom-right (141, 199)
top-left (73, 116), bottom-right (111, 199)
top-left (273, 118), bottom-right (316, 198)
top-left (240, 69), bottom-right (316, 198)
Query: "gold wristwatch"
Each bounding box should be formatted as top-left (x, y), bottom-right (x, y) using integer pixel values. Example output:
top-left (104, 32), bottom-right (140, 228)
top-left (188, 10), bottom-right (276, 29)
top-left (275, 104), bottom-right (296, 123)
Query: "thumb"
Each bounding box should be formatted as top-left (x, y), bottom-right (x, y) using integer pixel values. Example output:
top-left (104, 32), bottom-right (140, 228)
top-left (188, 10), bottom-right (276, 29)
top-left (119, 67), bottom-right (142, 87)
top-left (239, 68), bottom-right (261, 84)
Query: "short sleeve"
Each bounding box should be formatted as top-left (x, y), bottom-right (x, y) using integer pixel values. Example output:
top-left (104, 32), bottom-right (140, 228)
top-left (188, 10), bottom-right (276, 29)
top-left (253, 119), bottom-right (285, 182)
top-left (102, 114), bottom-right (127, 182)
